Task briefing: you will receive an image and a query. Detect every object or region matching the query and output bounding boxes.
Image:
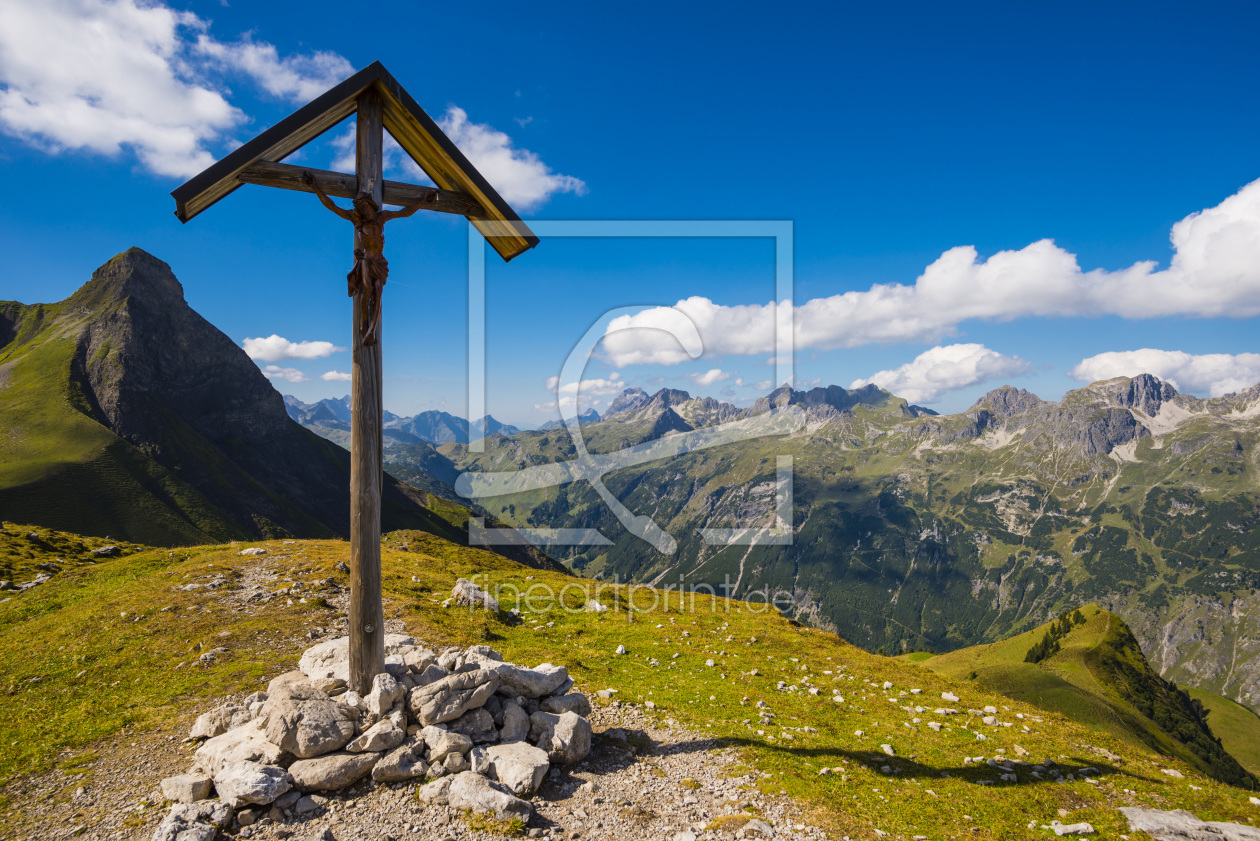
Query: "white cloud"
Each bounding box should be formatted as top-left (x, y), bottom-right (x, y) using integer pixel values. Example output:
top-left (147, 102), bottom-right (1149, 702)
top-left (689, 368), bottom-right (731, 387)
top-left (321, 370), bottom-right (351, 382)
top-left (439, 106), bottom-right (585, 210)
top-left (753, 380), bottom-right (773, 391)
top-left (242, 334), bottom-right (344, 361)
top-left (539, 373), bottom-right (625, 415)
top-left (1069, 349), bottom-right (1260, 397)
top-left (0, 0), bottom-right (355, 177)
top-left (850, 343), bottom-right (1030, 404)
top-left (601, 179), bottom-right (1260, 367)
top-left (261, 365), bottom-right (308, 383)
top-left (193, 35), bottom-right (352, 104)
top-left (328, 107), bottom-right (584, 210)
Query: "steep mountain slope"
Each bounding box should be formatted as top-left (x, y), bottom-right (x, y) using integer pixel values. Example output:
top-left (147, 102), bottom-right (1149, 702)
top-left (0, 249), bottom-right (491, 548)
top-left (921, 604), bottom-right (1256, 788)
top-left (450, 377), bottom-right (1260, 712)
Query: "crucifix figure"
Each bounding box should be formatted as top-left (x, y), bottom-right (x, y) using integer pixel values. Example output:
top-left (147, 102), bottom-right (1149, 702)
top-left (301, 170), bottom-right (432, 346)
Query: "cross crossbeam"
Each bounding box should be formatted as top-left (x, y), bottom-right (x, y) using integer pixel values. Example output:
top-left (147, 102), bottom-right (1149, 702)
top-left (239, 160), bottom-right (486, 218)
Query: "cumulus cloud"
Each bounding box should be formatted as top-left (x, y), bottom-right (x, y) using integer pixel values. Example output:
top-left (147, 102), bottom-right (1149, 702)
top-left (321, 370), bottom-right (351, 382)
top-left (850, 343), bottom-right (1030, 403)
top-left (328, 106), bottom-right (585, 209)
top-left (602, 179), bottom-right (1260, 367)
top-left (1069, 349), bottom-right (1260, 397)
top-left (689, 368), bottom-right (731, 387)
top-left (0, 0), bottom-right (352, 177)
top-left (261, 365), bottom-right (308, 383)
top-left (539, 372), bottom-right (624, 414)
top-left (193, 35), bottom-right (352, 103)
top-left (242, 334), bottom-right (344, 362)
top-left (439, 106), bottom-right (585, 209)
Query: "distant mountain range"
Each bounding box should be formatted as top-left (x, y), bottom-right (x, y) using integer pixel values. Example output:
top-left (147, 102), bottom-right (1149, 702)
top-left (0, 248), bottom-right (562, 571)
top-left (284, 395), bottom-right (521, 445)
top-left (447, 375), bottom-right (1260, 713)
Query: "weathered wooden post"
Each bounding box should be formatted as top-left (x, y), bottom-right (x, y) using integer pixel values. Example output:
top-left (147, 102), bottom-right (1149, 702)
top-left (349, 87), bottom-right (387, 690)
top-left (171, 62), bottom-right (537, 694)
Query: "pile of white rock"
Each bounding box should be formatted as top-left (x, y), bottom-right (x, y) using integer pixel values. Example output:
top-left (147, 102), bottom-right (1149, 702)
top-left (155, 634), bottom-right (592, 840)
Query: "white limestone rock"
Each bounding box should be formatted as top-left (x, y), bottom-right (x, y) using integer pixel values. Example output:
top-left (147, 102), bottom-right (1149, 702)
top-left (529, 711), bottom-right (591, 765)
top-left (159, 774), bottom-right (213, 804)
top-left (484, 741), bottom-right (550, 796)
top-left (213, 761), bottom-right (291, 808)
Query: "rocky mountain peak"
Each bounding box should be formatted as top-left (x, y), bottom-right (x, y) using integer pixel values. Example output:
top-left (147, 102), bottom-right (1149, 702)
top-left (70, 247), bottom-right (186, 311)
top-left (1105, 373), bottom-right (1179, 415)
top-left (970, 386), bottom-right (1043, 419)
top-left (603, 387), bottom-right (649, 418)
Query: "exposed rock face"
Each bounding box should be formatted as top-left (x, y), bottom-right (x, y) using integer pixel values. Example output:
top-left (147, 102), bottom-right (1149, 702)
top-left (1105, 374), bottom-right (1179, 416)
top-left (603, 387), bottom-right (650, 418)
top-left (1119, 807), bottom-right (1260, 840)
top-left (970, 386), bottom-right (1043, 418)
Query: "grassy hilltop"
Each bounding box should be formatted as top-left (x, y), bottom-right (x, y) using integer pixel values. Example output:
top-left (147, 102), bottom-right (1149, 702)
top-left (3, 524), bottom-right (1259, 839)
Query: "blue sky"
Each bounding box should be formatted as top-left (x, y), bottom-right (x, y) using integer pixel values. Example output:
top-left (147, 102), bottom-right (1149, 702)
top-left (3, 0), bottom-right (1260, 426)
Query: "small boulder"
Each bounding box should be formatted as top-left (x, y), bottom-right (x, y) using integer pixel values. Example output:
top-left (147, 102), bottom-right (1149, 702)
top-left (287, 751), bottom-right (381, 791)
top-left (449, 707), bottom-right (498, 744)
top-left (541, 693), bottom-right (591, 717)
top-left (529, 711), bottom-right (591, 765)
top-left (297, 634), bottom-right (416, 682)
top-left (188, 705), bottom-right (243, 740)
top-left (151, 801), bottom-right (233, 841)
top-left (409, 668), bottom-right (499, 726)
top-left (499, 701), bottom-right (530, 742)
top-left (484, 741), bottom-right (550, 796)
top-left (451, 578), bottom-right (499, 611)
top-left (444, 751), bottom-right (470, 774)
top-left (372, 739), bottom-right (429, 782)
top-left (493, 662), bottom-right (569, 699)
top-left (364, 673), bottom-right (404, 722)
top-left (192, 720), bottom-right (288, 776)
top-left (213, 761), bottom-right (291, 808)
top-left (159, 774), bottom-right (213, 804)
top-left (416, 775), bottom-right (455, 806)
top-left (445, 770), bottom-right (531, 821)
top-left (421, 725), bottom-right (472, 762)
top-left (260, 684), bottom-right (356, 758)
top-left (346, 718), bottom-right (405, 753)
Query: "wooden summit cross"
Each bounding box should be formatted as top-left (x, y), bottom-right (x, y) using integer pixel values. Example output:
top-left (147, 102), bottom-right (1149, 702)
top-left (171, 62), bottom-right (538, 695)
